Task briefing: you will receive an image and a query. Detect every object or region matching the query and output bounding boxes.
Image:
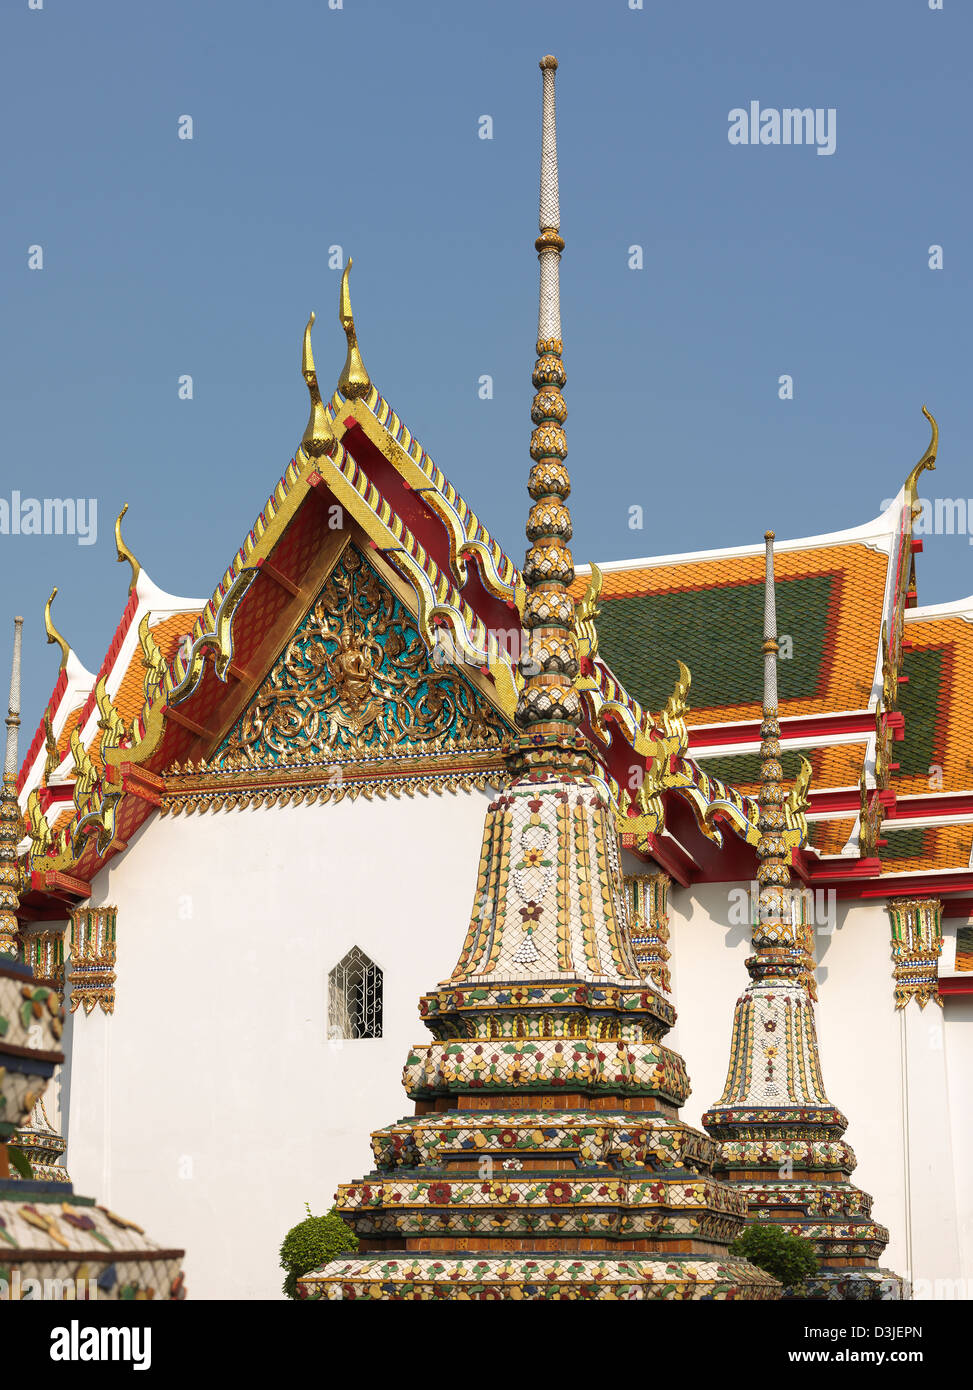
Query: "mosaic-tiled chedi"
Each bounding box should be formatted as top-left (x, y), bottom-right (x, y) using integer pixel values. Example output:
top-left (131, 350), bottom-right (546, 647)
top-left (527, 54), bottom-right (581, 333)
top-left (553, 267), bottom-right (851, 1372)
top-left (299, 58), bottom-right (778, 1301)
top-left (0, 618), bottom-right (187, 1300)
top-left (702, 537), bottom-right (904, 1299)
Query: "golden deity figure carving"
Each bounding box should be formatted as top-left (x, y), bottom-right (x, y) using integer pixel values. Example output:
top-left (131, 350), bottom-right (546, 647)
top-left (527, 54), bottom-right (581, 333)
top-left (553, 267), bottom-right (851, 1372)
top-left (327, 624), bottom-right (383, 734)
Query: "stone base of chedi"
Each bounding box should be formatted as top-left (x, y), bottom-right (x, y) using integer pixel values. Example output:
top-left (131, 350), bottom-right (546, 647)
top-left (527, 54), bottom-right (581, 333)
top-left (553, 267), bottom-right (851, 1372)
top-left (299, 777), bottom-right (779, 1300)
top-left (0, 956), bottom-right (186, 1301)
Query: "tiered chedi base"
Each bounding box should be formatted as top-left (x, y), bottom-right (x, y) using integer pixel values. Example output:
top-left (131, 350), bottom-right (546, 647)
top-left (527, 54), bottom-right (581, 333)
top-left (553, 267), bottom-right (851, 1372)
top-left (0, 957), bottom-right (186, 1300)
top-left (702, 977), bottom-right (904, 1300)
top-left (300, 778), bottom-right (778, 1300)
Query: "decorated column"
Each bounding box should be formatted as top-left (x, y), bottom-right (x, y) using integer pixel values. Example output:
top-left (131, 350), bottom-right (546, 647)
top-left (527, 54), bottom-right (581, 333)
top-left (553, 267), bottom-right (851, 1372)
top-left (886, 898), bottom-right (943, 1010)
top-left (625, 872), bottom-right (672, 993)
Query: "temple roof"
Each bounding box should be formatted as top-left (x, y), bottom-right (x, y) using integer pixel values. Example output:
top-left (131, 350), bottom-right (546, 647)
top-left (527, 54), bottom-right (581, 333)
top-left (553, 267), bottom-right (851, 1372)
top-left (571, 503), bottom-right (903, 725)
top-left (12, 280), bottom-right (970, 914)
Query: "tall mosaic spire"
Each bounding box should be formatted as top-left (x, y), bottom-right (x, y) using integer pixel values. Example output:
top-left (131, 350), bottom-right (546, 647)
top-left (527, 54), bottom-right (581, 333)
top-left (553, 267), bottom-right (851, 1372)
top-left (0, 617), bottom-right (23, 958)
top-left (702, 534), bottom-right (904, 1299)
top-left (299, 59), bottom-right (777, 1302)
top-left (515, 57), bottom-right (587, 776)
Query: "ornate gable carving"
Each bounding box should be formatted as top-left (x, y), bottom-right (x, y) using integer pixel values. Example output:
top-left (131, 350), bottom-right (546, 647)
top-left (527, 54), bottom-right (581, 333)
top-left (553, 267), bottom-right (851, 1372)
top-left (163, 546), bottom-right (511, 814)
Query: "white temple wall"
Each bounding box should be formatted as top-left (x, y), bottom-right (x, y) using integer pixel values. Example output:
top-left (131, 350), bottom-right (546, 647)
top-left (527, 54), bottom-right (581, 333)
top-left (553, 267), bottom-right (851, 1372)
top-left (62, 809), bottom-right (970, 1300)
top-left (812, 900), bottom-right (908, 1282)
top-left (657, 877), bottom-right (752, 1128)
top-left (63, 789), bottom-right (494, 1301)
top-left (944, 995), bottom-right (973, 1289)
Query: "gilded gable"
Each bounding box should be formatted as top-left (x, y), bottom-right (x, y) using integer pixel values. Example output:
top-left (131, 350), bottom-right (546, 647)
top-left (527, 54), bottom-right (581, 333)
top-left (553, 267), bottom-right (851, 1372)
top-left (163, 545), bottom-right (512, 813)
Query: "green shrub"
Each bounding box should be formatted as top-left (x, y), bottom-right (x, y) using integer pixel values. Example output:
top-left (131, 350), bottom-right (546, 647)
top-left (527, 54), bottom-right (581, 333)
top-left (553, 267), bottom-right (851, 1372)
top-left (279, 1204), bottom-right (358, 1299)
top-left (730, 1221), bottom-right (818, 1289)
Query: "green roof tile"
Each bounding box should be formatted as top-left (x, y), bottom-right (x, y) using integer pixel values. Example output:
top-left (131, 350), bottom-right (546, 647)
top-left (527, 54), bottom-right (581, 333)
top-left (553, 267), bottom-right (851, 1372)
top-left (696, 749), bottom-right (808, 786)
top-left (897, 647), bottom-right (945, 779)
top-left (878, 826), bottom-right (928, 862)
top-left (595, 575), bottom-right (835, 713)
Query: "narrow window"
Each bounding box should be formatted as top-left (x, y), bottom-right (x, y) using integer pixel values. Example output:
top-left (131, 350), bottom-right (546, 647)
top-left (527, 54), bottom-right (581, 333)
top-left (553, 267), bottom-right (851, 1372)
top-left (328, 948), bottom-right (383, 1039)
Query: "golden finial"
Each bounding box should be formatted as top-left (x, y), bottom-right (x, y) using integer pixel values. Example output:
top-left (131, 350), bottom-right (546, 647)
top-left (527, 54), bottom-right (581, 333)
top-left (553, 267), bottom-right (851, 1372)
top-left (338, 259), bottom-right (371, 400)
top-left (300, 310), bottom-right (337, 458)
top-left (904, 404), bottom-right (938, 511)
top-left (115, 504), bottom-right (141, 594)
top-left (44, 587), bottom-right (70, 672)
top-left (574, 563), bottom-right (603, 661)
top-left (26, 788), bottom-right (53, 859)
top-left (786, 755), bottom-right (813, 822)
top-left (42, 713), bottom-right (59, 784)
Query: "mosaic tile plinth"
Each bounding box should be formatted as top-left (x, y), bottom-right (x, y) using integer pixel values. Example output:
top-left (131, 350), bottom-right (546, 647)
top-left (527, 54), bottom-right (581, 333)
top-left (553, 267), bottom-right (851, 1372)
top-left (299, 1253), bottom-right (780, 1300)
top-left (792, 1268), bottom-right (906, 1300)
top-left (0, 1185), bottom-right (186, 1300)
top-left (302, 775), bottom-right (782, 1300)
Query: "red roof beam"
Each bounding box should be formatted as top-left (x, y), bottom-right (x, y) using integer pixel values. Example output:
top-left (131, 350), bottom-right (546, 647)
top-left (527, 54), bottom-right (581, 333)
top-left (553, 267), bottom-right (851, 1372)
top-left (689, 710), bottom-right (879, 750)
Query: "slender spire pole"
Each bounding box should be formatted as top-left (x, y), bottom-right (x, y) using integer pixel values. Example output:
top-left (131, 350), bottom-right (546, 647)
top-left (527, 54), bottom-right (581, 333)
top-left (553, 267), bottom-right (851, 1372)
top-left (761, 530), bottom-right (779, 715)
top-left (0, 617), bottom-right (24, 956)
top-left (750, 532), bottom-right (803, 981)
top-left (515, 57), bottom-right (589, 777)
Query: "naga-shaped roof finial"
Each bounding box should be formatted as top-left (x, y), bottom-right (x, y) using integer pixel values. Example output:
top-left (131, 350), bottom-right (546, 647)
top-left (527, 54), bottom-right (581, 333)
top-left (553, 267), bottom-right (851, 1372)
top-left (115, 504), bottom-right (141, 594)
top-left (338, 259), bottom-right (371, 400)
top-left (904, 404), bottom-right (938, 513)
top-left (44, 587), bottom-right (70, 672)
top-left (300, 310), bottom-right (337, 458)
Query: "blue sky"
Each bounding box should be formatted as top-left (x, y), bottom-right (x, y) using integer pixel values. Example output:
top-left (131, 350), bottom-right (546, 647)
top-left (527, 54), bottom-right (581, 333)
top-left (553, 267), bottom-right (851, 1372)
top-left (2, 0), bottom-right (969, 726)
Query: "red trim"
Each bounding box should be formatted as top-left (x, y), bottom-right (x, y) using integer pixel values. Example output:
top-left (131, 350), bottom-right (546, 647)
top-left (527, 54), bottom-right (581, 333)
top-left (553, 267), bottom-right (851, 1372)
top-left (661, 793), bottom-right (759, 883)
top-left (942, 898), bottom-right (973, 919)
top-left (804, 856), bottom-right (884, 884)
top-left (121, 763), bottom-right (164, 808)
top-left (29, 869), bottom-right (91, 900)
top-left (939, 976), bottom-right (973, 996)
top-left (17, 668), bottom-right (69, 793)
top-left (689, 709), bottom-right (876, 749)
top-left (887, 792), bottom-right (973, 821)
top-left (807, 788), bottom-right (859, 815)
top-left (834, 870), bottom-right (973, 900)
top-left (37, 785), bottom-right (73, 812)
top-left (691, 707), bottom-right (906, 751)
top-left (790, 847), bottom-right (816, 883)
top-left (339, 421), bottom-right (516, 641)
top-left (626, 832), bottom-right (698, 888)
